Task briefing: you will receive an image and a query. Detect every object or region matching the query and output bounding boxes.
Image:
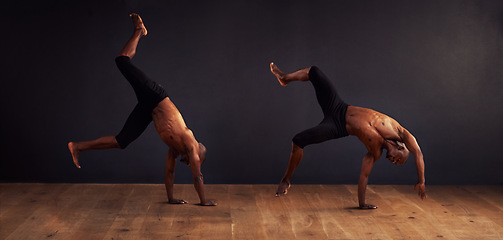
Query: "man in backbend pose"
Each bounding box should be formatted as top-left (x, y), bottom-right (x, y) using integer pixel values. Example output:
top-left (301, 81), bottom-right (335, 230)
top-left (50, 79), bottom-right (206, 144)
top-left (68, 14), bottom-right (216, 206)
top-left (270, 62), bottom-right (426, 209)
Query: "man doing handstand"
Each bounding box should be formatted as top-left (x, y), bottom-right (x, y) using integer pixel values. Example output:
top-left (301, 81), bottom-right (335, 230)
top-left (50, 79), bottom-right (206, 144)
top-left (68, 14), bottom-right (216, 206)
top-left (270, 62), bottom-right (426, 209)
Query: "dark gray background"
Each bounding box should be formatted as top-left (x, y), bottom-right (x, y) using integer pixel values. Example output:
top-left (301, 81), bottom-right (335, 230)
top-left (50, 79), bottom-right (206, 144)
top-left (2, 0), bottom-right (502, 185)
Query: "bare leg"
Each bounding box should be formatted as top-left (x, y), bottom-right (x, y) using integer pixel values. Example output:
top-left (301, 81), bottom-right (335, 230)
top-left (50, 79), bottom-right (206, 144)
top-left (67, 14), bottom-right (147, 169)
top-left (119, 13), bottom-right (148, 59)
top-left (275, 142), bottom-right (304, 196)
top-left (270, 62), bottom-right (310, 86)
top-left (68, 136), bottom-right (120, 168)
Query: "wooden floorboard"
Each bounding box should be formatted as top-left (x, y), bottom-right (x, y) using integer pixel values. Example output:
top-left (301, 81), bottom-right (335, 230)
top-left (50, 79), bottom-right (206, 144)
top-left (228, 185), bottom-right (267, 240)
top-left (1, 184), bottom-right (502, 240)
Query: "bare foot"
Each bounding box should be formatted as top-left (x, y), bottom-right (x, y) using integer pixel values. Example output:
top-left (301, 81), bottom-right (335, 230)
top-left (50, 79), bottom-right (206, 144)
top-left (130, 13), bottom-right (147, 36)
top-left (275, 180), bottom-right (291, 197)
top-left (270, 62), bottom-right (287, 86)
top-left (359, 204), bottom-right (378, 209)
top-left (68, 142), bottom-right (81, 168)
top-left (201, 200), bottom-right (218, 206)
top-left (168, 199), bottom-right (188, 204)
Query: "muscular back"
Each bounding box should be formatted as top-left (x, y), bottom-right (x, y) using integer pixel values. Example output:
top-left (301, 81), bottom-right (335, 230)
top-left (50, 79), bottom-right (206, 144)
top-left (152, 97), bottom-right (198, 154)
top-left (345, 106), bottom-right (405, 151)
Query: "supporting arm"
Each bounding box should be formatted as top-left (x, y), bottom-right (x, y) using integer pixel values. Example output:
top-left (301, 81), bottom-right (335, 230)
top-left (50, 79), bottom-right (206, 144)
top-left (188, 146), bottom-right (216, 206)
top-left (165, 148), bottom-right (187, 204)
top-left (358, 152), bottom-right (378, 209)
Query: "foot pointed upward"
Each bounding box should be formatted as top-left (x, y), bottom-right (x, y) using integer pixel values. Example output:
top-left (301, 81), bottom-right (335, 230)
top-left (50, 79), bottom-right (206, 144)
top-left (68, 142), bottom-right (81, 168)
top-left (130, 13), bottom-right (147, 36)
top-left (270, 62), bottom-right (288, 86)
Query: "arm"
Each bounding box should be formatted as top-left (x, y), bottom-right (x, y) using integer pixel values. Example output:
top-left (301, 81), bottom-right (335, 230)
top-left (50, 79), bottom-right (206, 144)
top-left (358, 151), bottom-right (379, 209)
top-left (164, 148), bottom-right (187, 204)
top-left (400, 128), bottom-right (427, 200)
top-left (188, 146), bottom-right (216, 206)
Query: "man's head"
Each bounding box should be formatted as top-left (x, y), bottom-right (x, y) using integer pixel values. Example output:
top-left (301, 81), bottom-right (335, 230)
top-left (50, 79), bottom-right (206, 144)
top-left (385, 140), bottom-right (409, 165)
top-left (198, 142), bottom-right (206, 165)
top-left (180, 142), bottom-right (207, 166)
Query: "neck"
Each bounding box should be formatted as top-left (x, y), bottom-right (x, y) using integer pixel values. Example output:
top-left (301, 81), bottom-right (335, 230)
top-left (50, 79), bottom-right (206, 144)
top-left (383, 139), bottom-right (395, 150)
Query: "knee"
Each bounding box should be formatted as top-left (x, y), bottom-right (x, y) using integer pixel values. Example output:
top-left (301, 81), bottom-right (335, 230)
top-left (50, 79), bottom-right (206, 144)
top-left (292, 135), bottom-right (306, 149)
top-left (115, 56), bottom-right (131, 66)
top-left (115, 136), bottom-right (129, 149)
top-left (308, 66), bottom-right (320, 79)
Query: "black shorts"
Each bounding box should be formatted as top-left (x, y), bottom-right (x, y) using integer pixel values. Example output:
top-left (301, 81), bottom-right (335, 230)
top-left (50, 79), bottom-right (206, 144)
top-left (114, 56), bottom-right (169, 149)
top-left (292, 66), bottom-right (349, 148)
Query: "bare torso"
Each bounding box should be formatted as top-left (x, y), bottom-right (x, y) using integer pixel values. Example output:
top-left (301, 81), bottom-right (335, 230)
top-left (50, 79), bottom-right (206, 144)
top-left (152, 97), bottom-right (197, 154)
top-left (345, 106), bottom-right (405, 151)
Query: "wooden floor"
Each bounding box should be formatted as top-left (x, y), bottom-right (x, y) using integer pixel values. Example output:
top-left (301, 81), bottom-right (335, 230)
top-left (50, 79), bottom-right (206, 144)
top-left (1, 184), bottom-right (502, 240)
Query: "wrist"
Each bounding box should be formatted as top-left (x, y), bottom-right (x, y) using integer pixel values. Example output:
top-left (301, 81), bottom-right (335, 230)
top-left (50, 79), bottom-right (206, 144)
top-left (417, 178), bottom-right (425, 184)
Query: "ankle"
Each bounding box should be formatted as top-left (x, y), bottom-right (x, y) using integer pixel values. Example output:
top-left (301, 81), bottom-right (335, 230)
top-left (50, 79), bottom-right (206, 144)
top-left (132, 29), bottom-right (143, 36)
top-left (70, 142), bottom-right (80, 151)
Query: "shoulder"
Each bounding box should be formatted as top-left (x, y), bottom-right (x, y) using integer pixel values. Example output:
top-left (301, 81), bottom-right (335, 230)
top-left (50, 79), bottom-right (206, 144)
top-left (371, 112), bottom-right (405, 141)
top-left (355, 127), bottom-right (384, 153)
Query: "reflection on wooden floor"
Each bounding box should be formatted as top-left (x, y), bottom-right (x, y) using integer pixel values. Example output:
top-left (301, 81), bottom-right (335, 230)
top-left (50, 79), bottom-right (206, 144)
top-left (1, 184), bottom-right (502, 239)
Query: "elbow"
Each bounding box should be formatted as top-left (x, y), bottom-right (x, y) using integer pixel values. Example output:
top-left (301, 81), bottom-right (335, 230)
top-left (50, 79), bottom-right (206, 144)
top-left (192, 173), bottom-right (203, 182)
top-left (415, 151), bottom-right (423, 160)
top-left (359, 172), bottom-right (369, 180)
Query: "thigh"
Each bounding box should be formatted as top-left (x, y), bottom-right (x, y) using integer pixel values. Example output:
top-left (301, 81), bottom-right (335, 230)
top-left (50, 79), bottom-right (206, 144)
top-left (292, 122), bottom-right (337, 149)
top-left (308, 66), bottom-right (346, 114)
top-left (115, 104), bottom-right (152, 149)
top-left (115, 56), bottom-right (169, 107)
top-left (115, 56), bottom-right (151, 88)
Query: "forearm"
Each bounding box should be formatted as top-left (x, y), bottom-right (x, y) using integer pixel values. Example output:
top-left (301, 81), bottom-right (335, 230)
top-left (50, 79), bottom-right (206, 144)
top-left (415, 153), bottom-right (425, 184)
top-left (358, 152), bottom-right (376, 207)
top-left (413, 153), bottom-right (428, 200)
top-left (164, 170), bottom-right (175, 200)
top-left (192, 174), bottom-right (206, 203)
top-left (358, 174), bottom-right (369, 206)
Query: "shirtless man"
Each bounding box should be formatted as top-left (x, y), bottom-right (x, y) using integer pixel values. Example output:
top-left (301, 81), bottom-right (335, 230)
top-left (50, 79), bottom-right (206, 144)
top-left (270, 62), bottom-right (426, 209)
top-left (68, 13), bottom-right (216, 206)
